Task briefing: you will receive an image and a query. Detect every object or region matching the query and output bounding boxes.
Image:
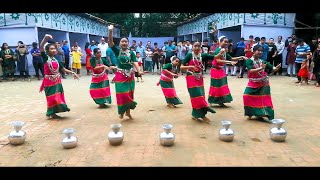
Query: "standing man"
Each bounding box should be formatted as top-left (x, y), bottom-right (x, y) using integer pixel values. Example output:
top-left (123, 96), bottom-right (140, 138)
top-left (62, 40), bottom-right (70, 70)
top-left (275, 35), bottom-right (285, 75)
top-left (259, 37), bottom-right (269, 61)
top-left (136, 41), bottom-right (146, 71)
top-left (98, 37), bottom-right (109, 60)
top-left (201, 39), bottom-right (211, 73)
top-left (130, 40), bottom-right (137, 51)
top-left (295, 39), bottom-right (311, 83)
top-left (89, 40), bottom-right (97, 55)
top-left (54, 42), bottom-right (66, 79)
top-left (239, 35), bottom-right (254, 78)
top-left (164, 40), bottom-right (177, 64)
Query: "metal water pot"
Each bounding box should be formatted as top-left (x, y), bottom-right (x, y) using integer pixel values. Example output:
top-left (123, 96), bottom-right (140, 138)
top-left (219, 120), bottom-right (234, 142)
top-left (108, 124), bottom-right (124, 146)
top-left (61, 128), bottom-right (78, 149)
top-left (8, 121), bottom-right (26, 145)
top-left (160, 124), bottom-right (175, 146)
top-left (270, 119), bottom-right (287, 142)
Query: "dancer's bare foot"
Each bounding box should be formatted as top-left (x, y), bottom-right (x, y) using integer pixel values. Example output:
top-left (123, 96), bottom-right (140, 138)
top-left (192, 117), bottom-right (201, 121)
top-left (99, 104), bottom-right (107, 108)
top-left (125, 112), bottom-right (133, 119)
top-left (316, 83), bottom-right (320, 87)
top-left (202, 116), bottom-right (211, 124)
top-left (167, 104), bottom-right (176, 108)
top-left (47, 114), bottom-right (61, 119)
top-left (247, 116), bottom-right (252, 120)
top-left (219, 103), bottom-right (226, 107)
top-left (119, 113), bottom-right (124, 119)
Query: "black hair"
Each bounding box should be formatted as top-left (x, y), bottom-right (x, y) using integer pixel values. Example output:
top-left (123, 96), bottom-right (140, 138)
top-left (171, 56), bottom-right (179, 61)
top-left (254, 37), bottom-right (260, 41)
top-left (164, 41), bottom-right (168, 44)
top-left (278, 35), bottom-right (283, 39)
top-left (1, 43), bottom-right (8, 51)
top-left (229, 39), bottom-right (233, 43)
top-left (85, 42), bottom-right (90, 49)
top-left (240, 38), bottom-right (245, 40)
top-left (249, 35), bottom-right (254, 38)
top-left (219, 37), bottom-right (226, 43)
top-left (253, 45), bottom-right (263, 51)
top-left (203, 39), bottom-right (208, 42)
top-left (136, 52), bottom-right (140, 54)
top-left (133, 40), bottom-right (136, 43)
top-left (261, 37), bottom-right (266, 40)
top-left (93, 48), bottom-right (100, 54)
top-left (296, 38), bottom-right (303, 43)
top-left (32, 42), bottom-right (38, 47)
top-left (154, 42), bottom-right (158, 45)
top-left (120, 37), bottom-right (129, 41)
top-left (269, 38), bottom-right (274, 40)
top-left (18, 41), bottom-right (24, 44)
top-left (45, 43), bottom-right (55, 52)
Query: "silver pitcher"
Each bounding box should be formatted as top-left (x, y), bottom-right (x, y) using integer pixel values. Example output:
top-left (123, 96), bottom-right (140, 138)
top-left (160, 124), bottom-right (175, 146)
top-left (270, 119), bottom-right (287, 142)
top-left (61, 128), bottom-right (78, 149)
top-left (219, 120), bottom-right (234, 142)
top-left (108, 124), bottom-right (124, 146)
top-left (8, 121), bottom-right (26, 145)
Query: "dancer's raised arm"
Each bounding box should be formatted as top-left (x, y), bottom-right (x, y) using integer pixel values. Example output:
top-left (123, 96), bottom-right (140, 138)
top-left (40, 34), bottom-right (52, 52)
top-left (108, 25), bottom-right (114, 48)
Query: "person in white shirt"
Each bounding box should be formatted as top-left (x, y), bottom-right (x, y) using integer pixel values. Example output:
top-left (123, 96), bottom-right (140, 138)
top-left (274, 35), bottom-right (285, 75)
top-left (98, 37), bottom-right (108, 59)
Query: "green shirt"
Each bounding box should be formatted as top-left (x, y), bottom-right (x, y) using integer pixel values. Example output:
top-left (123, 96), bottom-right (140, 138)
top-left (162, 63), bottom-right (173, 71)
top-left (214, 47), bottom-right (232, 60)
top-left (111, 45), bottom-right (137, 70)
top-left (182, 52), bottom-right (214, 65)
top-left (41, 52), bottom-right (64, 71)
top-left (90, 57), bottom-right (109, 68)
top-left (246, 58), bottom-right (273, 70)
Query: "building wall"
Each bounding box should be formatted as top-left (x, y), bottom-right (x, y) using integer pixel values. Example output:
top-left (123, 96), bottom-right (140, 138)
top-left (177, 13), bottom-right (295, 36)
top-left (219, 30), bottom-right (241, 48)
top-left (0, 13), bottom-right (121, 38)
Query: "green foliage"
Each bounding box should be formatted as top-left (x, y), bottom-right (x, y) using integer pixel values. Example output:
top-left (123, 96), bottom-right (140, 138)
top-left (91, 13), bottom-right (201, 37)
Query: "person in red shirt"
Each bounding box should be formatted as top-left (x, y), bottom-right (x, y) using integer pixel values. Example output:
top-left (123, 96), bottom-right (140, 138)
top-left (238, 35), bottom-right (254, 78)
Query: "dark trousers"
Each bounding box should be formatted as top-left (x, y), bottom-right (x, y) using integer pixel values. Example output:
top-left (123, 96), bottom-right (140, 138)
top-left (274, 54), bottom-right (283, 74)
top-left (33, 61), bottom-right (44, 78)
top-left (64, 55), bottom-right (70, 70)
top-left (315, 71), bottom-right (320, 84)
top-left (165, 57), bottom-right (172, 64)
top-left (296, 63), bottom-right (302, 81)
top-left (152, 59), bottom-right (159, 72)
top-left (203, 59), bottom-right (208, 72)
top-left (20, 71), bottom-right (29, 78)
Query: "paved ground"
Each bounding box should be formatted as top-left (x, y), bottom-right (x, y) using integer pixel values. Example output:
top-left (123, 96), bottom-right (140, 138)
top-left (0, 69), bottom-right (320, 167)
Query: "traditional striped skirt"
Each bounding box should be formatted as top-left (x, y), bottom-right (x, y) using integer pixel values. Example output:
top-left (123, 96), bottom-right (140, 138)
top-left (114, 70), bottom-right (137, 115)
top-left (89, 72), bottom-right (111, 105)
top-left (41, 75), bottom-right (70, 116)
top-left (157, 74), bottom-right (182, 105)
top-left (208, 67), bottom-right (233, 104)
top-left (186, 72), bottom-right (215, 118)
top-left (243, 80), bottom-right (274, 121)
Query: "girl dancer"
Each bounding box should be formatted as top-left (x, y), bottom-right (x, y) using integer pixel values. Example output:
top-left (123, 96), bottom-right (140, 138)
top-left (108, 25), bottom-right (143, 119)
top-left (157, 56), bottom-right (183, 108)
top-left (180, 42), bottom-right (215, 123)
top-left (39, 34), bottom-right (79, 119)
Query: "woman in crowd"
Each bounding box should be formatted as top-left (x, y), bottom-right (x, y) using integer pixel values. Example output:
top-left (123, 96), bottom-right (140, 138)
top-left (0, 43), bottom-right (16, 81)
top-left (85, 42), bottom-right (92, 75)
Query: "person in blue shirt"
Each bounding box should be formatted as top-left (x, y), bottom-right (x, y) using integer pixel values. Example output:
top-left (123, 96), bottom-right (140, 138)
top-left (62, 40), bottom-right (70, 70)
top-left (164, 40), bottom-right (177, 64)
top-left (89, 40), bottom-right (98, 56)
top-left (260, 37), bottom-right (269, 61)
top-left (30, 42), bottom-right (44, 80)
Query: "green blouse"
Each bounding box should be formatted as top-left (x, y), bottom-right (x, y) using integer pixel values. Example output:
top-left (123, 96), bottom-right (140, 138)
top-left (90, 57), bottom-right (109, 68)
top-left (214, 47), bottom-right (232, 60)
top-left (41, 52), bottom-right (64, 71)
top-left (162, 63), bottom-right (173, 71)
top-left (111, 45), bottom-right (137, 70)
top-left (246, 58), bottom-right (273, 70)
top-left (182, 52), bottom-right (214, 65)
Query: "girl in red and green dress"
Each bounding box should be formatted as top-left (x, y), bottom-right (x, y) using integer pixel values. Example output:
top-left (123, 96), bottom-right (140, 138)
top-left (108, 25), bottom-right (143, 120)
top-left (243, 45), bottom-right (281, 122)
top-left (180, 42), bottom-right (215, 123)
top-left (39, 34), bottom-right (79, 119)
top-left (89, 48), bottom-right (116, 108)
top-left (208, 36), bottom-right (246, 107)
top-left (157, 56), bottom-right (183, 108)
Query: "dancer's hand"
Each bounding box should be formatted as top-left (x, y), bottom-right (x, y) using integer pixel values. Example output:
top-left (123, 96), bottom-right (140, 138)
top-left (45, 34), bottom-right (53, 39)
top-left (276, 63), bottom-right (281, 69)
top-left (173, 74), bottom-right (179, 78)
top-left (231, 61), bottom-right (237, 66)
top-left (261, 63), bottom-right (267, 69)
top-left (139, 71), bottom-right (144, 76)
top-left (219, 48), bottom-right (226, 54)
top-left (72, 73), bottom-right (79, 80)
top-left (108, 25), bottom-right (114, 30)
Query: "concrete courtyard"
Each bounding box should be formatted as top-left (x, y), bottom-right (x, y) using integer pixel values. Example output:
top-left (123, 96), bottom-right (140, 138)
top-left (0, 70), bottom-right (319, 167)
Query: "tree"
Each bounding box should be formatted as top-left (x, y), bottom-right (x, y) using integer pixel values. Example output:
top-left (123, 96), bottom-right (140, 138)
top-left (91, 13), bottom-right (202, 37)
